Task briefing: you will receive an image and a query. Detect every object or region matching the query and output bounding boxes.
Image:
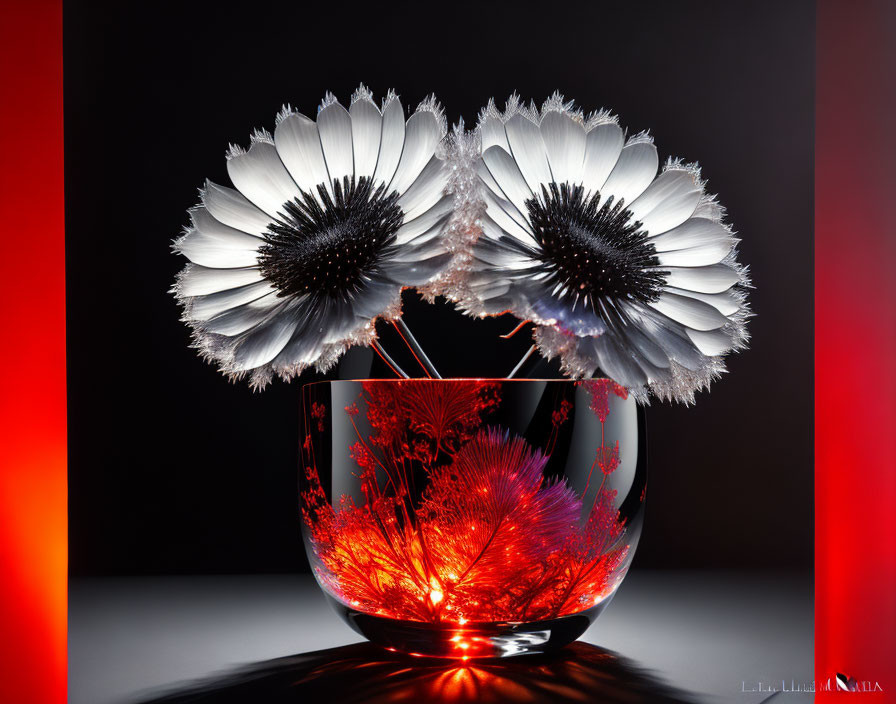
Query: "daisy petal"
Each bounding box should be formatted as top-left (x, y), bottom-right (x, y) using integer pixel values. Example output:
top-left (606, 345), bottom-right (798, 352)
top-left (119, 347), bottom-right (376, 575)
top-left (187, 282), bottom-right (277, 322)
top-left (394, 193), bottom-right (453, 245)
top-left (666, 287), bottom-right (742, 316)
top-left (473, 224), bottom-right (541, 268)
top-left (660, 264), bottom-right (742, 293)
top-left (270, 329), bottom-right (325, 371)
top-left (475, 159), bottom-right (505, 203)
top-left (397, 156), bottom-right (448, 221)
top-left (482, 145), bottom-right (535, 221)
top-left (177, 208), bottom-right (262, 268)
top-left (480, 114), bottom-right (510, 152)
top-left (686, 328), bottom-right (735, 356)
top-left (600, 140), bottom-right (658, 206)
top-left (278, 297), bottom-right (360, 356)
top-left (389, 109), bottom-right (442, 195)
top-left (320, 303), bottom-right (369, 345)
top-left (201, 181), bottom-right (271, 237)
top-left (177, 265), bottom-right (263, 297)
top-left (505, 113), bottom-right (553, 192)
top-left (350, 95), bottom-right (382, 179)
top-left (540, 110), bottom-right (586, 187)
top-left (481, 188), bottom-right (538, 246)
top-left (472, 234), bottom-right (537, 269)
top-left (624, 327), bottom-right (672, 370)
top-left (201, 294), bottom-right (282, 336)
top-left (317, 101), bottom-right (354, 183)
top-left (633, 305), bottom-right (707, 371)
top-left (650, 218), bottom-right (735, 252)
top-left (529, 293), bottom-right (608, 337)
top-left (595, 333), bottom-right (648, 387)
top-left (581, 123), bottom-right (625, 196)
top-left (231, 305), bottom-right (302, 370)
top-left (373, 95), bottom-right (405, 188)
top-left (389, 234), bottom-right (447, 262)
top-left (657, 241), bottom-right (734, 267)
top-left (648, 293), bottom-right (729, 331)
top-left (227, 141), bottom-right (302, 219)
top-left (627, 169), bottom-right (702, 235)
top-left (274, 113), bottom-right (331, 195)
top-left (381, 252), bottom-right (453, 285)
top-left (269, 299), bottom-right (332, 367)
top-left (470, 280), bottom-right (513, 306)
top-left (352, 278), bottom-right (401, 320)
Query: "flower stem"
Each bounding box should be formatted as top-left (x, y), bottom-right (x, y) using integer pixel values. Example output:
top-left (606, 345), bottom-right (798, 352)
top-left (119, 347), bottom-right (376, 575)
top-left (372, 340), bottom-right (409, 378)
top-left (499, 319), bottom-right (531, 339)
top-left (393, 319), bottom-right (441, 379)
top-left (507, 345), bottom-right (536, 379)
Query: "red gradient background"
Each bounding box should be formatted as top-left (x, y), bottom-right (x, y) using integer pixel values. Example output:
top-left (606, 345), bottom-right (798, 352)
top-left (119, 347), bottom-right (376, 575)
top-left (1, 1), bottom-right (895, 702)
top-left (0, 1), bottom-right (67, 703)
top-left (815, 0), bottom-right (896, 698)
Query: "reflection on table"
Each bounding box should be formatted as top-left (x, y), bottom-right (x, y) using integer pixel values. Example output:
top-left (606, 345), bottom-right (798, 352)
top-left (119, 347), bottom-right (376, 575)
top-left (137, 640), bottom-right (698, 704)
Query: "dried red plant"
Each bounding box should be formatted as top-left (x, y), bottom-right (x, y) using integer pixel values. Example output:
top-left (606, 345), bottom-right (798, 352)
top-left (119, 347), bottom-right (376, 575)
top-left (301, 384), bottom-right (629, 625)
top-left (363, 379), bottom-right (500, 456)
top-left (581, 378), bottom-right (628, 423)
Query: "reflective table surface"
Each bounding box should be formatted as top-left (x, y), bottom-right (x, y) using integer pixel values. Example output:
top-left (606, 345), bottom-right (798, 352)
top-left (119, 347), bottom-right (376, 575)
top-left (69, 570), bottom-right (812, 704)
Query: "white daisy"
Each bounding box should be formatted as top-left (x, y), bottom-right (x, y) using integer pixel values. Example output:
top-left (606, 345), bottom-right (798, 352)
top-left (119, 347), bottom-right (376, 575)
top-left (173, 87), bottom-right (457, 388)
top-left (448, 93), bottom-right (750, 403)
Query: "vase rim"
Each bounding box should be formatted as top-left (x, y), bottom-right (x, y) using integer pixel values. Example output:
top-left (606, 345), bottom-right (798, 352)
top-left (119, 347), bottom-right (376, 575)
top-left (302, 377), bottom-right (613, 388)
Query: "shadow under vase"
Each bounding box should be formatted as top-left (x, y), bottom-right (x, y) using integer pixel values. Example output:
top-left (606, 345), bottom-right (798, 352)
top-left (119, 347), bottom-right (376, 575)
top-left (136, 641), bottom-right (701, 704)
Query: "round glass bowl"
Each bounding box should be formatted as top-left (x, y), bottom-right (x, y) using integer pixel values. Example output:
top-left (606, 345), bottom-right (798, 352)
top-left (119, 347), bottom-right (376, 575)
top-left (300, 379), bottom-right (645, 658)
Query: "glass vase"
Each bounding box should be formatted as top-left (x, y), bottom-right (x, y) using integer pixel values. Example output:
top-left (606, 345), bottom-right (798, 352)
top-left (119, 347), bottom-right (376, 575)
top-left (300, 379), bottom-right (645, 658)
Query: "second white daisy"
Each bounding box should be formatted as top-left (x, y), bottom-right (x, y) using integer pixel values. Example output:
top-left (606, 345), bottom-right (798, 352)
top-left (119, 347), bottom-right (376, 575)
top-left (446, 93), bottom-right (750, 403)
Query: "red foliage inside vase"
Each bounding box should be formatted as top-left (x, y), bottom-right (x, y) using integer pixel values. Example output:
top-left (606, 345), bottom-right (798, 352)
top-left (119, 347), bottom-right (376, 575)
top-left (301, 382), bottom-right (629, 624)
top-left (597, 442), bottom-right (620, 475)
top-left (363, 379), bottom-right (501, 458)
top-left (580, 378), bottom-right (628, 423)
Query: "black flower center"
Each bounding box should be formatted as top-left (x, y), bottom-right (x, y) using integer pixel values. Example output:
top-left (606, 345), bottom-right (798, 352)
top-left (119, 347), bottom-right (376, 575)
top-left (259, 176), bottom-right (403, 300)
top-left (527, 182), bottom-right (664, 307)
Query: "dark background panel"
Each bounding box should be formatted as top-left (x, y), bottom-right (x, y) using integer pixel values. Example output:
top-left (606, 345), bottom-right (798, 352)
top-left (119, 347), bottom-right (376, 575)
top-left (65, 0), bottom-right (814, 575)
